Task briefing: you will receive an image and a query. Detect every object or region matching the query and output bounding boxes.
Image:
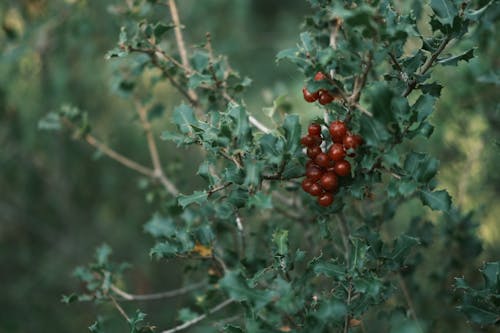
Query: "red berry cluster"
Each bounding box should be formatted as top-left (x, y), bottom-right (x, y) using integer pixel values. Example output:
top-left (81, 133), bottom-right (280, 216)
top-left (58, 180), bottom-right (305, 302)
top-left (302, 72), bottom-right (337, 105)
top-left (300, 121), bottom-right (363, 207)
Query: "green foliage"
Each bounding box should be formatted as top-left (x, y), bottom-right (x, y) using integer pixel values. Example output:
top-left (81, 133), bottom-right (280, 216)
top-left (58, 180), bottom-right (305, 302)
top-left (2, 0), bottom-right (498, 332)
top-left (455, 261), bottom-right (500, 326)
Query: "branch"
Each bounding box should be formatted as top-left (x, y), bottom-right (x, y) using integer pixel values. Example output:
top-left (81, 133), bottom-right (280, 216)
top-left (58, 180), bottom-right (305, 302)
top-left (403, 36), bottom-right (451, 97)
top-left (109, 294), bottom-right (131, 322)
top-left (397, 274), bottom-right (423, 333)
top-left (110, 281), bottom-right (206, 301)
top-left (167, 0), bottom-right (198, 103)
top-left (136, 102), bottom-right (179, 196)
top-left (329, 18), bottom-right (342, 50)
top-left (222, 91), bottom-right (271, 134)
top-left (349, 51), bottom-right (373, 103)
top-left (85, 134), bottom-right (155, 178)
top-left (161, 298), bottom-right (235, 333)
top-left (337, 214), bottom-right (350, 264)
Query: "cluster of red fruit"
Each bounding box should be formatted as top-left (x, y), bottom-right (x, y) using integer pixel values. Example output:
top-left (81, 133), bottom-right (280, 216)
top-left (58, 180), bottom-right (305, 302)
top-left (300, 121), bottom-right (363, 207)
top-left (302, 72), bottom-right (337, 105)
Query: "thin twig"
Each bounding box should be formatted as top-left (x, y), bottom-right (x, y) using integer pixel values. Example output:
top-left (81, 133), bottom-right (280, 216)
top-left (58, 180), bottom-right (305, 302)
top-left (161, 298), bottom-right (235, 333)
top-left (222, 92), bottom-right (271, 134)
top-left (343, 282), bottom-right (352, 333)
top-left (329, 17), bottom-right (342, 50)
top-left (208, 182), bottom-right (233, 196)
top-left (350, 51), bottom-right (373, 103)
top-left (136, 102), bottom-right (179, 196)
top-left (403, 36), bottom-right (451, 97)
top-left (337, 214), bottom-right (350, 264)
top-left (85, 134), bottom-right (155, 178)
top-left (110, 281), bottom-right (206, 301)
top-left (397, 274), bottom-right (423, 333)
top-left (167, 0), bottom-right (198, 103)
top-left (109, 294), bottom-right (131, 322)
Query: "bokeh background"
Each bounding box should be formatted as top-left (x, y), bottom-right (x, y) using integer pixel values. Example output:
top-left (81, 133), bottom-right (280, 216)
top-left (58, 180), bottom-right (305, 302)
top-left (0, 0), bottom-right (498, 332)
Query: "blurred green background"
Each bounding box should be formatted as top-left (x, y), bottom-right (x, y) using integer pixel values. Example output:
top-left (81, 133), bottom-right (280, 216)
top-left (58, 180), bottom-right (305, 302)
top-left (0, 0), bottom-right (498, 332)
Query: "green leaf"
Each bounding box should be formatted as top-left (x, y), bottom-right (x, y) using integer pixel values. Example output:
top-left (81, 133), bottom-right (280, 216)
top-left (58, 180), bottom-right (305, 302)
top-left (272, 229), bottom-right (289, 256)
top-left (313, 260), bottom-right (346, 280)
top-left (403, 152), bottom-right (439, 183)
top-left (437, 48), bottom-right (475, 66)
top-left (300, 32), bottom-right (314, 52)
top-left (219, 271), bottom-right (274, 310)
top-left (282, 115), bottom-right (301, 154)
top-left (247, 192), bottom-right (273, 209)
top-left (172, 104), bottom-right (199, 134)
top-left (147, 103), bottom-right (164, 121)
top-left (419, 189), bottom-right (452, 211)
top-left (38, 112), bottom-right (62, 130)
top-left (89, 320), bottom-right (105, 333)
top-left (413, 94), bottom-right (437, 122)
top-left (430, 0), bottom-right (458, 25)
top-left (178, 191), bottom-right (208, 208)
top-left (143, 214), bottom-right (176, 238)
top-left (228, 104), bottom-right (251, 144)
top-left (188, 73), bottom-right (214, 89)
top-left (154, 23), bottom-right (175, 39)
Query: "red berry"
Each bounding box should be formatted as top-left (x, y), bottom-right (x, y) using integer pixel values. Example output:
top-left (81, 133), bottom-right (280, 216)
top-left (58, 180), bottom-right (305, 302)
top-left (329, 120), bottom-right (347, 143)
top-left (319, 92), bottom-right (335, 105)
top-left (343, 134), bottom-right (363, 150)
top-left (302, 87), bottom-right (319, 103)
top-left (307, 146), bottom-right (322, 159)
top-left (306, 165), bottom-right (323, 182)
top-left (309, 183), bottom-right (324, 196)
top-left (305, 160), bottom-right (316, 169)
top-left (301, 134), bottom-right (321, 147)
top-left (308, 123), bottom-right (322, 136)
top-left (301, 178), bottom-right (314, 193)
top-left (320, 172), bottom-right (338, 191)
top-left (334, 160), bottom-right (351, 177)
top-left (314, 72), bottom-right (327, 81)
top-left (328, 143), bottom-right (346, 161)
top-left (318, 192), bottom-right (334, 207)
top-left (315, 152), bottom-right (331, 168)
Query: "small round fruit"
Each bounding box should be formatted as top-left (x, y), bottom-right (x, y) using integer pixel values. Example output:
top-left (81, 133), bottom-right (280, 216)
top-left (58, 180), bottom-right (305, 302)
top-left (307, 146), bottom-right (322, 159)
top-left (301, 178), bottom-right (314, 193)
top-left (305, 160), bottom-right (316, 169)
top-left (328, 143), bottom-right (346, 161)
top-left (334, 160), bottom-right (351, 177)
top-left (300, 135), bottom-right (315, 147)
top-left (309, 183), bottom-right (324, 196)
top-left (329, 120), bottom-right (347, 143)
top-left (306, 166), bottom-right (323, 182)
top-left (308, 123), bottom-right (322, 136)
top-left (315, 152), bottom-right (331, 168)
top-left (314, 71), bottom-right (327, 81)
top-left (320, 172), bottom-right (338, 191)
top-left (343, 134), bottom-right (363, 150)
top-left (318, 192), bottom-right (334, 207)
top-left (302, 87), bottom-right (319, 103)
top-left (319, 92), bottom-right (334, 105)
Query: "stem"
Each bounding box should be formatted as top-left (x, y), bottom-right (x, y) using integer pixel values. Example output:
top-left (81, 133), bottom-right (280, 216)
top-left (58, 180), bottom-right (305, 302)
top-left (110, 281), bottom-right (206, 301)
top-left (161, 298), bottom-right (234, 333)
top-left (403, 36), bottom-right (451, 97)
top-left (337, 214), bottom-right (350, 264)
top-left (109, 294), bottom-right (131, 322)
top-left (84, 134), bottom-right (155, 178)
top-left (350, 51), bottom-right (373, 103)
top-left (136, 102), bottom-right (179, 196)
top-left (167, 0), bottom-right (198, 102)
top-left (397, 274), bottom-right (423, 333)
top-left (343, 283), bottom-right (352, 333)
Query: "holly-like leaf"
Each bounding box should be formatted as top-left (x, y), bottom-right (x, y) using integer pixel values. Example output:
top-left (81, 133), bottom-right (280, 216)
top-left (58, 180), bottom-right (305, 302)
top-left (178, 191), bottom-right (208, 208)
top-left (430, 0), bottom-right (458, 25)
top-left (438, 49), bottom-right (475, 66)
top-left (419, 189), bottom-right (452, 212)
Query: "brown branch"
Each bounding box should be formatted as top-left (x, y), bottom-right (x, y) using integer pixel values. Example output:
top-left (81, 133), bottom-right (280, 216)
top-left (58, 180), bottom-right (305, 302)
top-left (136, 102), bottom-right (179, 196)
top-left (110, 281), bottom-right (206, 301)
top-left (85, 134), bottom-right (155, 178)
top-left (403, 36), bottom-right (451, 97)
top-left (208, 182), bottom-right (233, 196)
top-left (350, 51), bottom-right (373, 103)
top-left (397, 274), bottom-right (423, 333)
top-left (109, 294), bottom-right (131, 322)
top-left (167, 0), bottom-right (198, 103)
top-left (161, 298), bottom-right (235, 333)
top-left (329, 18), bottom-right (342, 50)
